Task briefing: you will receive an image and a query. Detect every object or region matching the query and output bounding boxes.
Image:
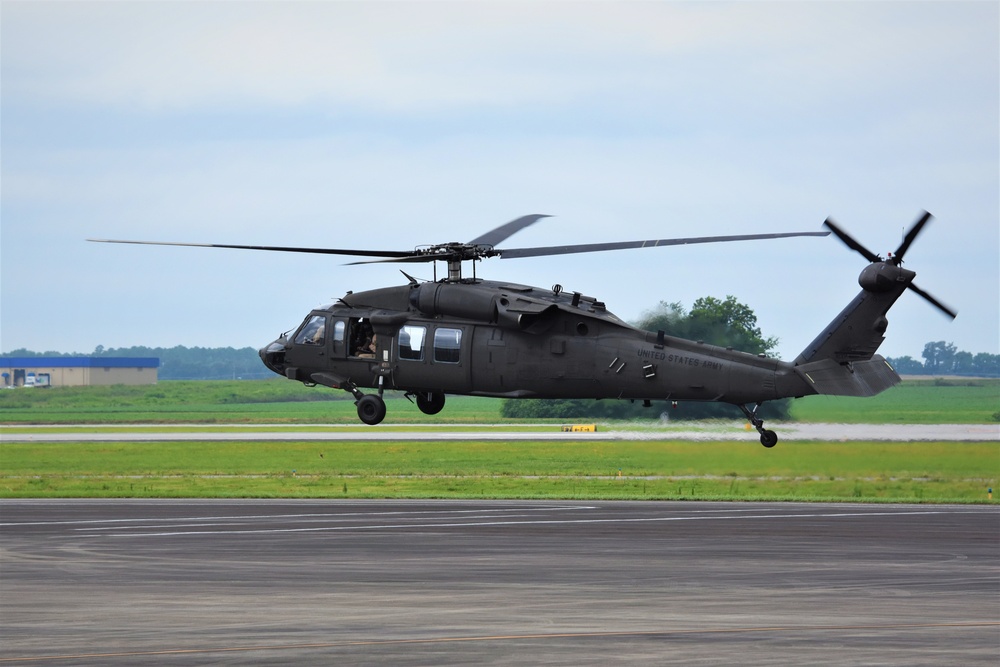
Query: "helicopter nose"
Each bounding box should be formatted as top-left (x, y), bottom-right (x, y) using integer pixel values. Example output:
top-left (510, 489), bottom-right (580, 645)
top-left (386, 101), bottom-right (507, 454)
top-left (259, 339), bottom-right (287, 376)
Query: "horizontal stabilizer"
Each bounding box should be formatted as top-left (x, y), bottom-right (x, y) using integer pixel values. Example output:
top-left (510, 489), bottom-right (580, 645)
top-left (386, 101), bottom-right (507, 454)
top-left (797, 356), bottom-right (901, 397)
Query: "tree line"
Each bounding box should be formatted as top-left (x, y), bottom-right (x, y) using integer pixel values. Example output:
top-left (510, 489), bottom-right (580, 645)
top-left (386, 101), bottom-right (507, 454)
top-left (886, 342), bottom-right (1000, 377)
top-left (2, 346), bottom-right (271, 381)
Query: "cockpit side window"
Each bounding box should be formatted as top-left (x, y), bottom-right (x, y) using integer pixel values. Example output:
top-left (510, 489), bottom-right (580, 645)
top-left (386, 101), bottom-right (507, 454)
top-left (294, 315), bottom-right (327, 346)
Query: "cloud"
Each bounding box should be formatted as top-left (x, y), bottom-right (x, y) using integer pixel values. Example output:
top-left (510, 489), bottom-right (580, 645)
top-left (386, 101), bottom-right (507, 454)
top-left (1, 1), bottom-right (996, 359)
top-left (6, 2), bottom-right (994, 116)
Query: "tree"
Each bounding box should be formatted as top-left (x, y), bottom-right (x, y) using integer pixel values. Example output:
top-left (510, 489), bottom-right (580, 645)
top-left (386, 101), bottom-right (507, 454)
top-left (952, 351), bottom-right (975, 375)
top-left (922, 341), bottom-right (957, 373)
top-left (637, 296), bottom-right (778, 355)
top-left (973, 353), bottom-right (1000, 377)
top-left (885, 355), bottom-right (921, 374)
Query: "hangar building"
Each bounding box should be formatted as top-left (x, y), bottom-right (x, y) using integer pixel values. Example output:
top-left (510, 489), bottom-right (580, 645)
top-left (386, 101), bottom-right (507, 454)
top-left (0, 357), bottom-right (159, 387)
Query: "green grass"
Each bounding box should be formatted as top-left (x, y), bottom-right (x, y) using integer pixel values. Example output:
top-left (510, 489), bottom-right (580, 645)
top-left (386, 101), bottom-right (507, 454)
top-left (0, 382), bottom-right (505, 424)
top-left (1, 378), bottom-right (998, 425)
top-left (2, 379), bottom-right (996, 502)
top-left (789, 379), bottom-right (1000, 424)
top-left (2, 440), bottom-right (996, 503)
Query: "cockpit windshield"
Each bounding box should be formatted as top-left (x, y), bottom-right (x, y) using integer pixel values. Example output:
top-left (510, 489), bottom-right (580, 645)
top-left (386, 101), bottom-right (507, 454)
top-left (294, 314), bottom-right (326, 346)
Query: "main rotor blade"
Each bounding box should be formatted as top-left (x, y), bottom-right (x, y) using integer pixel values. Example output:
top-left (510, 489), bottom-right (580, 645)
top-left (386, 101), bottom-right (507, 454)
top-left (494, 230), bottom-right (830, 260)
top-left (467, 214), bottom-right (551, 248)
top-left (907, 282), bottom-right (958, 319)
top-left (345, 254), bottom-right (435, 266)
top-left (86, 239), bottom-right (414, 259)
top-left (823, 218), bottom-right (882, 263)
top-left (893, 210), bottom-right (933, 264)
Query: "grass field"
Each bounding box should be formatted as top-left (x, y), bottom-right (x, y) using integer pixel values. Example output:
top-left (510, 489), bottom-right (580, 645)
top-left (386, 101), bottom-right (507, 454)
top-left (788, 380), bottom-right (1000, 424)
top-left (2, 378), bottom-right (997, 502)
top-left (1, 377), bottom-right (998, 425)
top-left (2, 440), bottom-right (996, 503)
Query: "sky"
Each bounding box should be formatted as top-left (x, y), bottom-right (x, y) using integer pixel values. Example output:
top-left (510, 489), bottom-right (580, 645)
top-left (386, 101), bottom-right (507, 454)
top-left (2, 1), bottom-right (997, 364)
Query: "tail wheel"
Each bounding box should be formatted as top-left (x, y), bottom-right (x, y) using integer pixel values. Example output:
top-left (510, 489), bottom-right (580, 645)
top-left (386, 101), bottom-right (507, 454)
top-left (357, 394), bottom-right (387, 425)
top-left (416, 391), bottom-right (446, 415)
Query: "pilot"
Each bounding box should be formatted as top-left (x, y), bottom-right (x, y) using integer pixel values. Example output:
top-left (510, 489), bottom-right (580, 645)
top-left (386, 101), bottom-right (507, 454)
top-left (357, 334), bottom-right (377, 358)
top-left (308, 321), bottom-right (325, 345)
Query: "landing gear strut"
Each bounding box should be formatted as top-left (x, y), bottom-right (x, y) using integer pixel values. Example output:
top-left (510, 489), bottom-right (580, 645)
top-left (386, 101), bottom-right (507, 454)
top-left (739, 403), bottom-right (778, 448)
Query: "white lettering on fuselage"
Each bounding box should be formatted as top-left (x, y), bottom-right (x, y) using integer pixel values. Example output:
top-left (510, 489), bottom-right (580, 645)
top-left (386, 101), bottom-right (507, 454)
top-left (637, 350), bottom-right (723, 372)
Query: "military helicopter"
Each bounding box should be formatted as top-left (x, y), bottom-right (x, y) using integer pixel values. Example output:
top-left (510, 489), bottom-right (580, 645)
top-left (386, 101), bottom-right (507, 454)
top-left (91, 211), bottom-right (954, 446)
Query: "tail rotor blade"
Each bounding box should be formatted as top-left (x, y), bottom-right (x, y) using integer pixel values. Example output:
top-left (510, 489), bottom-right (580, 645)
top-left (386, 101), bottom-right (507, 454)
top-left (893, 210), bottom-right (933, 264)
top-left (823, 217), bottom-right (881, 263)
top-left (908, 282), bottom-right (957, 320)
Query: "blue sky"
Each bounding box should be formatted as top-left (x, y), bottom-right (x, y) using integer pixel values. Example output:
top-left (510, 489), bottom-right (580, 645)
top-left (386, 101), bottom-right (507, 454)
top-left (2, 1), bottom-right (997, 363)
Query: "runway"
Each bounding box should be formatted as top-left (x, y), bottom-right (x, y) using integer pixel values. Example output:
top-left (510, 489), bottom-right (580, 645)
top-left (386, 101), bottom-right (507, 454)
top-left (3, 422), bottom-right (998, 442)
top-left (1, 500), bottom-right (997, 665)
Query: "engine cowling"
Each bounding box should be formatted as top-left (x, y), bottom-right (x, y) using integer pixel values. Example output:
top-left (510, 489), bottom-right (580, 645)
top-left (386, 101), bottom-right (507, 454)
top-left (410, 282), bottom-right (497, 321)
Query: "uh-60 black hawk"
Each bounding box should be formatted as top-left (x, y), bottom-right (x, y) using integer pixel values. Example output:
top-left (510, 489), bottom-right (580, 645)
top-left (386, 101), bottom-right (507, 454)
top-left (92, 211), bottom-right (954, 447)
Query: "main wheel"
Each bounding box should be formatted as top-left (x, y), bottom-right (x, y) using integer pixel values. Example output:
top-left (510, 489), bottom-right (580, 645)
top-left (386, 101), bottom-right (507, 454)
top-left (416, 391), bottom-right (446, 415)
top-left (760, 430), bottom-right (778, 448)
top-left (356, 394), bottom-right (387, 425)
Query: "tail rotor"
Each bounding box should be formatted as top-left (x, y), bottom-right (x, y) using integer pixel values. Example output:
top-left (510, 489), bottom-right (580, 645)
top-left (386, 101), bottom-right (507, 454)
top-left (823, 211), bottom-right (956, 320)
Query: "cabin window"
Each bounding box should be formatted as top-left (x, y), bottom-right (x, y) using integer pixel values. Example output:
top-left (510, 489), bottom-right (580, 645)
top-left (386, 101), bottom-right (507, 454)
top-left (433, 328), bottom-right (462, 363)
top-left (398, 325), bottom-right (426, 361)
top-left (294, 315), bottom-right (327, 346)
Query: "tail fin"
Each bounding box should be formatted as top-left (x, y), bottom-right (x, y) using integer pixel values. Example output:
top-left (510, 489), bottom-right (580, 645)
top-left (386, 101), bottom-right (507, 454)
top-left (793, 275), bottom-right (906, 366)
top-left (793, 286), bottom-right (904, 397)
top-left (792, 212), bottom-right (955, 398)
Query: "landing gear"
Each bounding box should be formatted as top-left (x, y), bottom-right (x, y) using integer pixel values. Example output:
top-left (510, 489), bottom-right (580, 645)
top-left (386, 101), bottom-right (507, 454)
top-left (356, 394), bottom-right (386, 425)
top-left (739, 403), bottom-right (778, 448)
top-left (338, 377), bottom-right (387, 426)
top-left (415, 391), bottom-right (446, 415)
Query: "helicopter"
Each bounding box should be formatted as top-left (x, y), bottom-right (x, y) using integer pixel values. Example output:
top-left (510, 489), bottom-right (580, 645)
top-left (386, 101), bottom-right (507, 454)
top-left (90, 211), bottom-right (955, 447)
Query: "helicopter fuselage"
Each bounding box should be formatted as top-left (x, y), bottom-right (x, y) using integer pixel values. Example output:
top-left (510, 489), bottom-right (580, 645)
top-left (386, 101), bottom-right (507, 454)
top-left (260, 279), bottom-right (817, 409)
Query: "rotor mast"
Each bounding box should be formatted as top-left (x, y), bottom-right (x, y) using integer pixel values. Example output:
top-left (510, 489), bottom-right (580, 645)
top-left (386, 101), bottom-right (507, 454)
top-left (447, 257), bottom-right (462, 282)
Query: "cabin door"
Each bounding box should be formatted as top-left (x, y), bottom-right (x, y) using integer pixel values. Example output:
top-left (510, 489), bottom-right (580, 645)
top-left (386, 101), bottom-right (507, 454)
top-left (394, 323), bottom-right (470, 392)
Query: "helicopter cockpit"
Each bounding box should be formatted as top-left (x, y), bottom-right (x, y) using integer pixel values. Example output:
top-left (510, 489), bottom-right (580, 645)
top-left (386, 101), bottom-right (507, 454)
top-left (260, 311), bottom-right (386, 378)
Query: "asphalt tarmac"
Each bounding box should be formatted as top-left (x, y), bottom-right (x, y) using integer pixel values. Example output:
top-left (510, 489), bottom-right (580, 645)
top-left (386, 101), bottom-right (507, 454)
top-left (1, 500), bottom-right (997, 665)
